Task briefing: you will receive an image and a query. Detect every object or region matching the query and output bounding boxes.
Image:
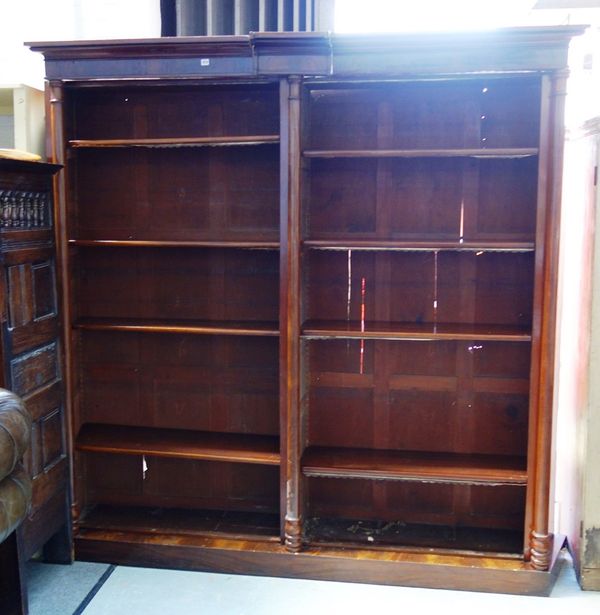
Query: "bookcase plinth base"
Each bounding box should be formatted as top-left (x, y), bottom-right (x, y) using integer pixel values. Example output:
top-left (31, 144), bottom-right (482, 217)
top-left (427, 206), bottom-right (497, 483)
top-left (75, 530), bottom-right (565, 597)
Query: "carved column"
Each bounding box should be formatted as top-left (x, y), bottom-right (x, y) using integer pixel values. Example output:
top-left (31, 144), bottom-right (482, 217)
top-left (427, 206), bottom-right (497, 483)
top-left (47, 81), bottom-right (79, 530)
top-left (526, 69), bottom-right (568, 570)
top-left (284, 518), bottom-right (302, 552)
top-left (530, 531), bottom-right (553, 571)
top-left (281, 75), bottom-right (303, 553)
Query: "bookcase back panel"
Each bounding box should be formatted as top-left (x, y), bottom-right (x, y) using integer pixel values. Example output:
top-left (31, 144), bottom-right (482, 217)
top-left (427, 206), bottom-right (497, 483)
top-left (84, 453), bottom-right (280, 513)
top-left (72, 147), bottom-right (279, 241)
top-left (70, 84), bottom-right (280, 140)
top-left (437, 252), bottom-right (534, 326)
top-left (305, 157), bottom-right (537, 241)
top-left (79, 331), bottom-right (279, 435)
top-left (306, 78), bottom-right (540, 150)
top-left (468, 157), bottom-right (538, 240)
top-left (75, 247), bottom-right (279, 321)
top-left (307, 340), bottom-right (530, 455)
top-left (305, 251), bottom-right (534, 327)
top-left (306, 159), bottom-right (378, 236)
top-left (305, 251), bottom-right (435, 323)
top-left (307, 479), bottom-right (526, 538)
top-left (478, 78), bottom-right (541, 148)
top-left (387, 391), bottom-right (528, 455)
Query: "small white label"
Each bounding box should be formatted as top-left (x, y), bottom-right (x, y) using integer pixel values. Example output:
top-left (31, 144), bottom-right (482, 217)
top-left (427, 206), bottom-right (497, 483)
top-left (200, 58), bottom-right (210, 67)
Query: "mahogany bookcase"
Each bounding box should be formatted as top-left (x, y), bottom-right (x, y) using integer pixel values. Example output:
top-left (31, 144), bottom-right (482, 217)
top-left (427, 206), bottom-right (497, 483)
top-left (28, 26), bottom-right (584, 595)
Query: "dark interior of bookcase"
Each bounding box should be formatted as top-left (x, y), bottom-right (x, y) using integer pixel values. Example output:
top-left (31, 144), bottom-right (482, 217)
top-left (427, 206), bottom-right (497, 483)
top-left (303, 250), bottom-right (534, 327)
top-left (78, 331), bottom-right (279, 433)
top-left (298, 76), bottom-right (540, 554)
top-left (66, 82), bottom-right (282, 538)
top-left (70, 146), bottom-right (280, 242)
top-left (304, 157), bottom-right (538, 242)
top-left (65, 73), bottom-right (541, 555)
top-left (69, 83), bottom-right (280, 140)
top-left (304, 78), bottom-right (541, 150)
top-left (72, 246), bottom-right (279, 322)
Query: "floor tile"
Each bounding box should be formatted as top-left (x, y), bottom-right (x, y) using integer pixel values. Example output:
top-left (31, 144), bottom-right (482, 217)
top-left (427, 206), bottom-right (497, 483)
top-left (27, 560), bottom-right (111, 615)
top-left (80, 552), bottom-right (600, 615)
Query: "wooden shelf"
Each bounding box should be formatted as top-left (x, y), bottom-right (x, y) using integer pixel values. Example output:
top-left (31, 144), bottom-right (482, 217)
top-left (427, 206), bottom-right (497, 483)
top-left (303, 148), bottom-right (538, 159)
top-left (76, 423), bottom-right (280, 466)
top-left (69, 135), bottom-right (280, 148)
top-left (79, 505), bottom-right (281, 541)
top-left (306, 517), bottom-right (523, 556)
top-left (69, 239), bottom-right (279, 249)
top-left (74, 318), bottom-right (280, 337)
top-left (303, 240), bottom-right (534, 252)
top-left (301, 320), bottom-right (531, 342)
top-left (302, 447), bottom-right (527, 486)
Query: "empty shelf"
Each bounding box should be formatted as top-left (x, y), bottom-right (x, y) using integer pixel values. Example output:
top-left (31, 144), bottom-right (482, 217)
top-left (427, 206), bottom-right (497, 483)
top-left (302, 447), bottom-right (527, 486)
top-left (69, 239), bottom-right (279, 249)
top-left (301, 320), bottom-right (531, 342)
top-left (303, 239), bottom-right (534, 252)
top-left (77, 423), bottom-right (280, 466)
top-left (79, 505), bottom-right (281, 541)
top-left (69, 135), bottom-right (280, 148)
top-left (74, 318), bottom-right (280, 337)
top-left (303, 148), bottom-right (538, 159)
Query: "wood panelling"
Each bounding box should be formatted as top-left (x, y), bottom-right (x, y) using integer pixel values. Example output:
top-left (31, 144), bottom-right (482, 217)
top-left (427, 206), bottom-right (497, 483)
top-left (78, 331), bottom-right (278, 434)
top-left (71, 146), bottom-right (279, 242)
top-left (10, 342), bottom-right (59, 398)
top-left (59, 76), bottom-right (283, 553)
top-left (74, 248), bottom-right (279, 322)
top-left (79, 505), bottom-right (281, 540)
top-left (298, 69), bottom-right (541, 568)
top-left (307, 479), bottom-right (526, 533)
top-left (306, 340), bottom-right (530, 456)
top-left (305, 157), bottom-right (537, 242)
top-left (69, 84), bottom-right (279, 141)
top-left (305, 251), bottom-right (534, 327)
top-left (29, 460), bottom-right (68, 513)
top-left (306, 78), bottom-right (540, 151)
top-left (32, 262), bottom-right (57, 320)
top-left (85, 453), bottom-right (279, 513)
top-left (40, 408), bottom-right (65, 471)
top-left (6, 259), bottom-right (56, 328)
top-left (0, 159), bottom-right (70, 564)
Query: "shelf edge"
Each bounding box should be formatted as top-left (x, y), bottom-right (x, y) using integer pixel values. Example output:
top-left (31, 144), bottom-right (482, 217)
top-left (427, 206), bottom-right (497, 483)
top-left (68, 239), bottom-right (280, 249)
top-left (70, 135), bottom-right (280, 148)
top-left (302, 467), bottom-right (527, 486)
top-left (73, 321), bottom-right (280, 337)
top-left (303, 148), bottom-right (539, 159)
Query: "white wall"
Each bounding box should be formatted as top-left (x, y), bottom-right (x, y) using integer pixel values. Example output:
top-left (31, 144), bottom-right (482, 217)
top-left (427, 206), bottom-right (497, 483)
top-left (0, 0), bottom-right (161, 90)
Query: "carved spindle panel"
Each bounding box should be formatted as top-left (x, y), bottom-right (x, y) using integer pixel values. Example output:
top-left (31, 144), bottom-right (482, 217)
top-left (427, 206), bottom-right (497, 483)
top-left (0, 190), bottom-right (8, 226)
top-left (0, 189), bottom-right (52, 229)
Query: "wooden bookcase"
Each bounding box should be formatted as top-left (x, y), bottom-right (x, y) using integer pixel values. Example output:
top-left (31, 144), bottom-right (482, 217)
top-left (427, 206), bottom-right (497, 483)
top-left (297, 76), bottom-right (538, 555)
top-left (28, 27), bottom-right (584, 595)
top-left (64, 80), bottom-right (283, 540)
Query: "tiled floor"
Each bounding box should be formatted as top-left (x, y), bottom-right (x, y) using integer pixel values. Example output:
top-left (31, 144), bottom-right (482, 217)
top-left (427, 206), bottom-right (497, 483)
top-left (27, 550), bottom-right (600, 615)
top-left (26, 560), bottom-right (111, 615)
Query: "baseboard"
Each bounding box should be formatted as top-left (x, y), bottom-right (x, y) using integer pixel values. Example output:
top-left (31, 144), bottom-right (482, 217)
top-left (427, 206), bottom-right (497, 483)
top-left (75, 529), bottom-right (565, 596)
